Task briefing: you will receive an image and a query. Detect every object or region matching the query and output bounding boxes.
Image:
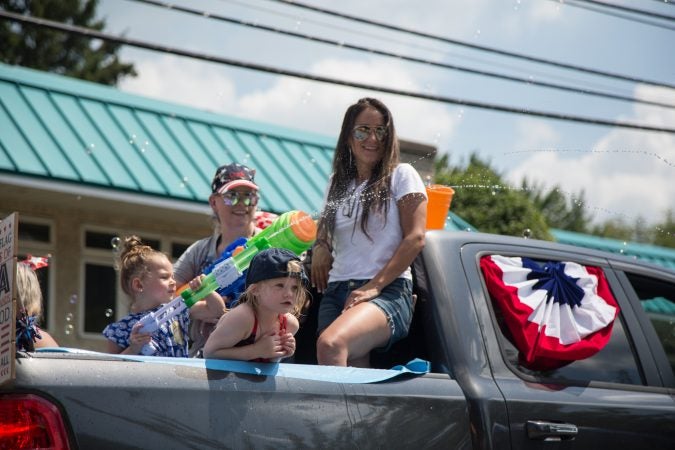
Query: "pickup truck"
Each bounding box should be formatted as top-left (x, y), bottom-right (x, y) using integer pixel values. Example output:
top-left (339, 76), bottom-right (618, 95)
top-left (2, 231), bottom-right (674, 449)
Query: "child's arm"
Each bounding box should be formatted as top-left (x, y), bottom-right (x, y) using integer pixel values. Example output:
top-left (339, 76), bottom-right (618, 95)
top-left (279, 313), bottom-right (300, 358)
top-left (203, 306), bottom-right (286, 361)
top-left (106, 322), bottom-right (152, 355)
top-left (185, 275), bottom-right (226, 321)
top-left (285, 314), bottom-right (300, 335)
top-left (34, 329), bottom-right (59, 348)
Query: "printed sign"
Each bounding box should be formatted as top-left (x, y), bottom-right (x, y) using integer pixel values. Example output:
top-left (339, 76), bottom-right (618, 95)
top-left (0, 213), bottom-right (18, 386)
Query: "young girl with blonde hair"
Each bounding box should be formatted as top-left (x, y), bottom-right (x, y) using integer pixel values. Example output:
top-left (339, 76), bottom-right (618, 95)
top-left (16, 262), bottom-right (58, 351)
top-left (204, 248), bottom-right (308, 362)
top-left (103, 236), bottom-right (222, 356)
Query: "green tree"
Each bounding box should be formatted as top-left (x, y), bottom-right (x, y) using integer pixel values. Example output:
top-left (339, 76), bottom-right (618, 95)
top-left (653, 210), bottom-right (675, 248)
top-left (591, 218), bottom-right (634, 242)
top-left (434, 153), bottom-right (552, 240)
top-left (0, 0), bottom-right (135, 85)
top-left (521, 179), bottom-right (591, 233)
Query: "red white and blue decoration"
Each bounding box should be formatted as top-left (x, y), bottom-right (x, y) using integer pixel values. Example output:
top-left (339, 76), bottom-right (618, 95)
top-left (480, 255), bottom-right (619, 370)
top-left (21, 254), bottom-right (49, 270)
top-left (255, 211), bottom-right (278, 230)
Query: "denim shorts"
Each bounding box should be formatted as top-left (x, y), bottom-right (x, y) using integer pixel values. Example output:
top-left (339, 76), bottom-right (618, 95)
top-left (317, 278), bottom-right (414, 352)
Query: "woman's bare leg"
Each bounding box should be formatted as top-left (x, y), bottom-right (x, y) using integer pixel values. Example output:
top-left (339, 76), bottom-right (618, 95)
top-left (317, 302), bottom-right (390, 366)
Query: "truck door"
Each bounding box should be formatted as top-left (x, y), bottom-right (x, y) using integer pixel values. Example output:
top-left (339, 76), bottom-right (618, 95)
top-left (465, 246), bottom-right (675, 449)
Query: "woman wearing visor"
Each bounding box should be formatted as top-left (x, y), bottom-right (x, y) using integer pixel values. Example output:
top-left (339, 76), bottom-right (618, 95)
top-left (173, 163), bottom-right (261, 357)
top-left (311, 98), bottom-right (427, 367)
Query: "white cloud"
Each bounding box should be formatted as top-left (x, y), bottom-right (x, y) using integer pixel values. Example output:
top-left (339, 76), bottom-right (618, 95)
top-left (235, 58), bottom-right (458, 148)
top-left (528, 0), bottom-right (565, 22)
top-left (118, 55), bottom-right (238, 114)
top-left (514, 119), bottom-right (560, 150)
top-left (507, 86), bottom-right (675, 225)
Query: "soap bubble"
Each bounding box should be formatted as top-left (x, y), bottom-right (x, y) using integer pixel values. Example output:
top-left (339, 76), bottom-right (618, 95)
top-left (111, 236), bottom-right (121, 249)
top-left (65, 313), bottom-right (74, 322)
top-left (104, 309), bottom-right (114, 318)
top-left (64, 324), bottom-right (74, 335)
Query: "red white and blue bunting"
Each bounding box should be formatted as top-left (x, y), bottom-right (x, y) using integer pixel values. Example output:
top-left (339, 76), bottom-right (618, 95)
top-left (480, 255), bottom-right (619, 370)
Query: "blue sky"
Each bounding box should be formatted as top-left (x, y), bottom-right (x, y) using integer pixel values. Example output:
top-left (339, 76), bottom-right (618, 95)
top-left (97, 0), bottom-right (674, 227)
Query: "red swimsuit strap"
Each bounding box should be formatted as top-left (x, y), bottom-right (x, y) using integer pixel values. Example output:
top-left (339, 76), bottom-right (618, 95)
top-left (249, 315), bottom-right (258, 341)
top-left (278, 314), bottom-right (287, 334)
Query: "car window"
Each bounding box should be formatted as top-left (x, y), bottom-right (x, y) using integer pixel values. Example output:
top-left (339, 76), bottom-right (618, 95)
top-left (624, 272), bottom-right (675, 376)
top-left (481, 255), bottom-right (644, 385)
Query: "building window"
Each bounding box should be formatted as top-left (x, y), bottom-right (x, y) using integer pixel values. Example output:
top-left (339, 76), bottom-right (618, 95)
top-left (83, 263), bottom-right (118, 334)
top-left (625, 272), bottom-right (675, 378)
top-left (85, 231), bottom-right (160, 251)
top-left (18, 222), bottom-right (51, 243)
top-left (171, 242), bottom-right (191, 260)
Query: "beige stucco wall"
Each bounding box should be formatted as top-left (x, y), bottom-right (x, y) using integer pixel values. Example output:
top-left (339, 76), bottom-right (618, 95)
top-left (2, 181), bottom-right (212, 351)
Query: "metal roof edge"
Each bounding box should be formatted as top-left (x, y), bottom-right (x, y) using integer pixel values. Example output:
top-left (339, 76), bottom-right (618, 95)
top-left (0, 63), bottom-right (337, 147)
top-left (0, 172), bottom-right (210, 215)
top-left (551, 228), bottom-right (675, 258)
top-left (446, 211), bottom-right (478, 232)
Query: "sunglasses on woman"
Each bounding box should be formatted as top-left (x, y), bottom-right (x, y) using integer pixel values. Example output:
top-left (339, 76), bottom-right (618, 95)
top-left (221, 191), bottom-right (259, 207)
top-left (352, 125), bottom-right (387, 142)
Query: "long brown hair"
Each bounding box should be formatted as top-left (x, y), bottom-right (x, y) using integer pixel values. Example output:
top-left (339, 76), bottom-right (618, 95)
top-left (318, 97), bottom-right (400, 242)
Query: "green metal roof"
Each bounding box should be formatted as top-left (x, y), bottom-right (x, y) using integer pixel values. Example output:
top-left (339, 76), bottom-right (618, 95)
top-left (445, 211), bottom-right (478, 232)
top-left (551, 228), bottom-right (675, 270)
top-left (0, 63), bottom-right (335, 215)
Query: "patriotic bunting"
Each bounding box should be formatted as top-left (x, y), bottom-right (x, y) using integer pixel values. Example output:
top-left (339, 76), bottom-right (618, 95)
top-left (480, 255), bottom-right (619, 370)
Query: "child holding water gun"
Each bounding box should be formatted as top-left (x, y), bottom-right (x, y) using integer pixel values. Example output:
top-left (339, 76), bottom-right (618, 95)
top-left (203, 248), bottom-right (308, 362)
top-left (103, 236), bottom-right (222, 356)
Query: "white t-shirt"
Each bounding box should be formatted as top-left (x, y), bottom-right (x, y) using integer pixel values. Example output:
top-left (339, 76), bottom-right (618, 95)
top-left (327, 163), bottom-right (426, 282)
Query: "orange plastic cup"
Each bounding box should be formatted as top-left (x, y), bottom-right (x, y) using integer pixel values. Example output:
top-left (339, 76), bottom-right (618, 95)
top-left (425, 185), bottom-right (455, 230)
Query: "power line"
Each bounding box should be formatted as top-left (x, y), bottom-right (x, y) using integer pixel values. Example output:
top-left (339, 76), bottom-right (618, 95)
top-left (217, 0), bottom-right (660, 99)
top-left (262, 0), bottom-right (675, 90)
top-left (571, 0), bottom-right (675, 21)
top-left (1, 10), bottom-right (673, 134)
top-left (126, 0), bottom-right (675, 111)
top-left (554, 0), bottom-right (675, 30)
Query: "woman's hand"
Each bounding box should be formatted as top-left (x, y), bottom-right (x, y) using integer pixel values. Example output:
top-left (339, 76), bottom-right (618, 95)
top-left (311, 245), bottom-right (333, 293)
top-left (343, 285), bottom-right (380, 311)
top-left (188, 274), bottom-right (206, 291)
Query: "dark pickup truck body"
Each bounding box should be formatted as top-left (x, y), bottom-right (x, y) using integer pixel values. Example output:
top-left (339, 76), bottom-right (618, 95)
top-left (3, 231), bottom-right (675, 449)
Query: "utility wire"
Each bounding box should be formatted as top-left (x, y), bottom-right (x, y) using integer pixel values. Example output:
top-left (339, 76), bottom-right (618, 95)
top-left (571, 0), bottom-right (675, 21)
top-left (127, 0), bottom-right (675, 110)
top-left (554, 0), bottom-right (675, 30)
top-left (217, 0), bottom-right (641, 98)
top-left (262, 0), bottom-right (675, 90)
top-left (216, 0), bottom-right (450, 56)
top-left (1, 10), bottom-right (673, 134)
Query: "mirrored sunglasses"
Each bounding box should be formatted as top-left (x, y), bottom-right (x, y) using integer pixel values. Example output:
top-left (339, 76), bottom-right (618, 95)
top-left (352, 125), bottom-right (387, 142)
top-left (221, 191), bottom-right (259, 207)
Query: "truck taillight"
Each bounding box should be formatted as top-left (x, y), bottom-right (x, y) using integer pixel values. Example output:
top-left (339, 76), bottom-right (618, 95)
top-left (0, 394), bottom-right (70, 450)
